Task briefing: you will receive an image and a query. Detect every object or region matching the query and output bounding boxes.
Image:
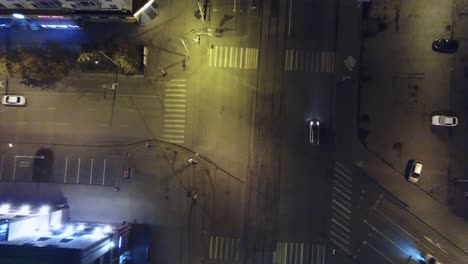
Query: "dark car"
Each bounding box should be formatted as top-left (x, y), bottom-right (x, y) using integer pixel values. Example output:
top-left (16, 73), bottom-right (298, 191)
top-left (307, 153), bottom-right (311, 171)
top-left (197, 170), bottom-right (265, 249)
top-left (309, 120), bottom-right (320, 145)
top-left (432, 38), bottom-right (458, 53)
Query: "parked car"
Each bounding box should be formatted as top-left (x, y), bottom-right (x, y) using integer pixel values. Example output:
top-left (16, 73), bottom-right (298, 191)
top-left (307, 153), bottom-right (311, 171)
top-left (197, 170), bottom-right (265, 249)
top-left (432, 38), bottom-right (458, 53)
top-left (431, 115), bottom-right (458, 127)
top-left (419, 252), bottom-right (441, 264)
top-left (2, 95), bottom-right (26, 106)
top-left (407, 160), bottom-right (423, 183)
top-left (309, 120), bottom-right (320, 145)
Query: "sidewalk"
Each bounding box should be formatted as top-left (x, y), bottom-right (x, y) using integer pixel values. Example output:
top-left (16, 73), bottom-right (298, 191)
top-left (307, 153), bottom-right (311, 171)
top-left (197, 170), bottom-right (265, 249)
top-left (334, 0), bottom-right (468, 259)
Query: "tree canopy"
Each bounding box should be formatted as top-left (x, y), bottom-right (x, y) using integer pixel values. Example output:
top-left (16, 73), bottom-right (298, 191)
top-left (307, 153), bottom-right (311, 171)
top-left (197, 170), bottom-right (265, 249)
top-left (0, 43), bottom-right (77, 88)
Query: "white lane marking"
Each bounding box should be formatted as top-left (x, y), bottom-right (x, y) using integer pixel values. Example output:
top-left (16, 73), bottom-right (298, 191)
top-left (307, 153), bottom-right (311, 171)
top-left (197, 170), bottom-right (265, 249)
top-left (102, 159), bottom-right (106, 185)
top-left (127, 109), bottom-right (137, 112)
top-left (330, 223), bottom-right (351, 240)
top-left (119, 124), bottom-right (129, 128)
top-left (164, 124), bottom-right (185, 128)
top-left (164, 104), bottom-right (186, 108)
top-left (233, 0), bottom-right (236, 12)
top-left (334, 166), bottom-right (352, 183)
top-left (363, 219), bottom-right (409, 256)
top-left (55, 123), bottom-right (69, 126)
top-left (363, 241), bottom-right (396, 264)
top-left (165, 98), bottom-right (186, 103)
top-left (330, 237), bottom-right (350, 254)
top-left (333, 186), bottom-right (351, 200)
top-left (12, 156), bottom-right (17, 182)
top-left (164, 129), bottom-right (184, 133)
top-left (48, 107), bottom-right (56, 110)
top-left (64, 156), bottom-right (68, 183)
top-left (164, 135), bottom-right (184, 138)
top-left (165, 109), bottom-right (186, 113)
top-left (165, 83), bottom-right (186, 87)
top-left (209, 236), bottom-right (214, 259)
top-left (169, 79), bottom-right (186, 82)
top-left (229, 47), bottom-right (233, 68)
top-left (165, 88), bottom-right (186, 92)
top-left (332, 199), bottom-right (351, 214)
top-left (224, 47), bottom-right (228, 68)
top-left (165, 94), bottom-right (186, 97)
top-left (333, 179), bottom-right (352, 194)
top-left (233, 48), bottom-right (238, 68)
top-left (77, 158), bottom-right (81, 184)
top-left (88, 108), bottom-right (96, 111)
top-left (373, 207), bottom-right (433, 252)
top-left (164, 113), bottom-right (185, 118)
top-left (165, 139), bottom-right (184, 143)
top-left (336, 161), bottom-right (352, 174)
top-left (89, 158), bottom-right (94, 184)
top-left (423, 236), bottom-right (448, 254)
top-left (165, 119), bottom-right (185, 123)
top-left (239, 48), bottom-right (243, 69)
top-left (16, 122), bottom-right (27, 125)
top-left (98, 124), bottom-right (109, 127)
top-left (330, 230), bottom-right (350, 245)
top-left (214, 46), bottom-right (218, 67)
top-left (331, 217), bottom-right (350, 233)
top-left (332, 192), bottom-right (351, 208)
top-left (331, 205), bottom-right (351, 220)
top-left (334, 173), bottom-right (352, 189)
top-left (209, 48), bottom-right (213, 66)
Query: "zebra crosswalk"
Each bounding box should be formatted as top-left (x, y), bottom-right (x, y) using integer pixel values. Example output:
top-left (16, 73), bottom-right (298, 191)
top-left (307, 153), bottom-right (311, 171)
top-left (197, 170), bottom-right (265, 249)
top-left (208, 46), bottom-right (259, 69)
top-left (273, 242), bottom-right (326, 264)
top-left (284, 49), bottom-right (335, 73)
top-left (163, 79), bottom-right (186, 144)
top-left (208, 235), bottom-right (240, 261)
top-left (328, 161), bottom-right (353, 255)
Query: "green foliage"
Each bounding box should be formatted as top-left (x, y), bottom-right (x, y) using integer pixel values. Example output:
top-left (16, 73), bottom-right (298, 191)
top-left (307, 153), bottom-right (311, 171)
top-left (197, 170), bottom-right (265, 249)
top-left (77, 40), bottom-right (142, 75)
top-left (0, 43), bottom-right (77, 88)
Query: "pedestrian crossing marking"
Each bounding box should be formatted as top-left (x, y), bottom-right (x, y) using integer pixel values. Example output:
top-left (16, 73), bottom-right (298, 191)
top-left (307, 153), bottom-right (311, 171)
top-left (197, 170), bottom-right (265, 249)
top-left (163, 80), bottom-right (186, 144)
top-left (285, 49), bottom-right (335, 73)
top-left (209, 235), bottom-right (240, 261)
top-left (328, 161), bottom-right (353, 255)
top-left (208, 46), bottom-right (259, 69)
top-left (274, 242), bottom-right (325, 264)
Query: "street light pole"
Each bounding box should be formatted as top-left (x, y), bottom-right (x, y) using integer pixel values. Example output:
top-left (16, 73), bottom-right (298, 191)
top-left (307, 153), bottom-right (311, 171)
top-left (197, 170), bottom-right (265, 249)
top-left (99, 51), bottom-right (121, 127)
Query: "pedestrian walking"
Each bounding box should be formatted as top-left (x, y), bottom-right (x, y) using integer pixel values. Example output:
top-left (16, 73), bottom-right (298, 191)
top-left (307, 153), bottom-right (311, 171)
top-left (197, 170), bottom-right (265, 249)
top-left (182, 60), bottom-right (186, 69)
top-left (159, 66), bottom-right (167, 77)
top-left (193, 35), bottom-right (200, 44)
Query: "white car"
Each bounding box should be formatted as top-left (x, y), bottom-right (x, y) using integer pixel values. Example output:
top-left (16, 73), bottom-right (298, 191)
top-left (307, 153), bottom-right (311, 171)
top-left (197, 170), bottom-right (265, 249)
top-left (421, 252), bottom-right (441, 264)
top-left (431, 115), bottom-right (458, 126)
top-left (2, 95), bottom-right (26, 106)
top-left (407, 160), bottom-right (423, 183)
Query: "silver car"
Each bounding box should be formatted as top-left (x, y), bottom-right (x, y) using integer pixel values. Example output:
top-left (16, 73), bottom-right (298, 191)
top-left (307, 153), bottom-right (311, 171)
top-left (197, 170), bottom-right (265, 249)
top-left (431, 115), bottom-right (457, 127)
top-left (2, 95), bottom-right (26, 106)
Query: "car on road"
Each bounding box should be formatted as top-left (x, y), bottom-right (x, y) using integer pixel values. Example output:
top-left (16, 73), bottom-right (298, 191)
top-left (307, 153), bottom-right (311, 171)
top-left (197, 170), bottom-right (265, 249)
top-left (407, 160), bottom-right (423, 183)
top-left (419, 252), bottom-right (441, 264)
top-left (2, 95), bottom-right (26, 106)
top-left (432, 38), bottom-right (458, 54)
top-left (309, 120), bottom-right (320, 145)
top-left (431, 115), bottom-right (458, 127)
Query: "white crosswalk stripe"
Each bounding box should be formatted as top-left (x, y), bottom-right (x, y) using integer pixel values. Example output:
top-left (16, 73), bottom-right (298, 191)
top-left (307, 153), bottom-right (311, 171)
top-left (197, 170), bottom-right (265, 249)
top-left (208, 46), bottom-right (259, 69)
top-left (328, 161), bottom-right (353, 254)
top-left (284, 49), bottom-right (335, 73)
top-left (163, 79), bottom-right (186, 144)
top-left (208, 235), bottom-right (240, 261)
top-left (273, 242), bottom-right (326, 264)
